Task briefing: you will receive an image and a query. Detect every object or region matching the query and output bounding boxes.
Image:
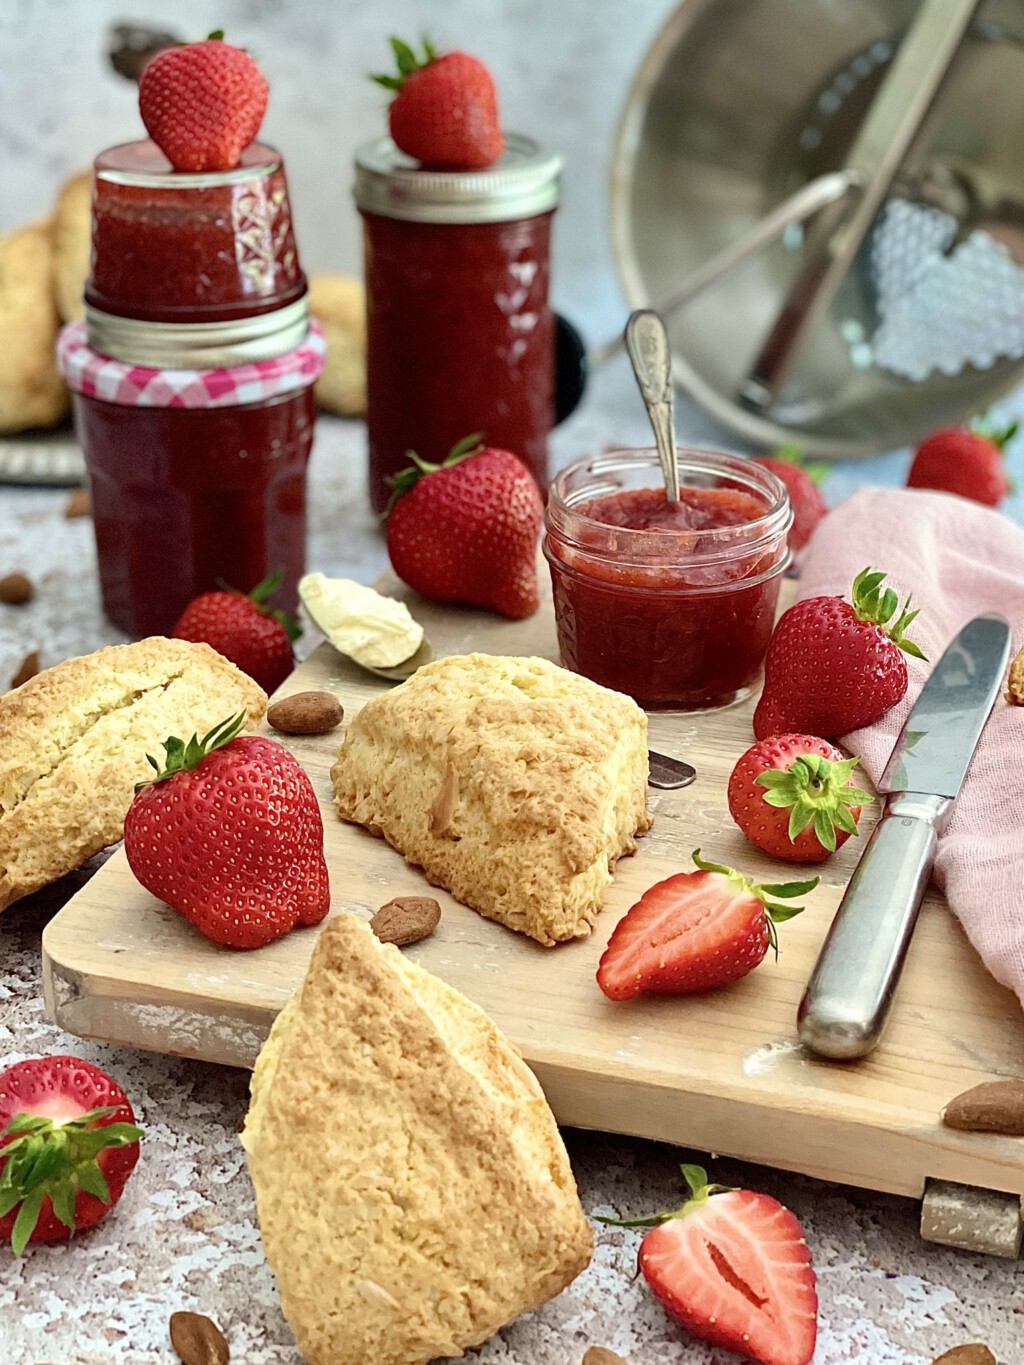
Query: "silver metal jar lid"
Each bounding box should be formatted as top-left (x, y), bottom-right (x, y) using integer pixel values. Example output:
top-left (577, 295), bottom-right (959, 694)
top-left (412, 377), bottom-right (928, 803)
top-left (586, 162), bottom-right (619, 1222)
top-left (84, 294), bottom-right (310, 369)
top-left (353, 134), bottom-right (562, 224)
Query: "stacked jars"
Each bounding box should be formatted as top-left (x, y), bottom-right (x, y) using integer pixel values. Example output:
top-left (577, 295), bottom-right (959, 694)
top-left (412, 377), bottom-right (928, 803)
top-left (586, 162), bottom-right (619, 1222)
top-left (58, 139), bottom-right (323, 636)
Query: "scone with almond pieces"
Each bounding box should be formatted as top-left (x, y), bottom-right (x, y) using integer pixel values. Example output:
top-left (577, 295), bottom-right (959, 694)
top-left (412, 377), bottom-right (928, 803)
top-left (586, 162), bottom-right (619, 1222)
top-left (0, 637), bottom-right (266, 910)
top-left (242, 912), bottom-right (593, 1365)
top-left (330, 653), bottom-right (652, 945)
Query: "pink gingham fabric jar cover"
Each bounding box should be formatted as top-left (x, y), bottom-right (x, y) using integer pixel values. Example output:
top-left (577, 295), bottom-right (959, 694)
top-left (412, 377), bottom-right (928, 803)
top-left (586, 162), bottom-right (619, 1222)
top-left (57, 318), bottom-right (326, 407)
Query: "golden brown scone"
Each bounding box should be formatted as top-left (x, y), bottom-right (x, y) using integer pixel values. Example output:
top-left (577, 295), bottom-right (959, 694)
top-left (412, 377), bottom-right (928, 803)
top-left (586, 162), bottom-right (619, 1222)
top-left (0, 638), bottom-right (266, 910)
top-left (307, 273), bottom-right (366, 417)
top-left (242, 913), bottom-right (592, 1365)
top-left (52, 169), bottom-right (92, 323)
top-left (0, 219), bottom-right (69, 433)
top-left (1007, 639), bottom-right (1024, 706)
top-left (331, 653), bottom-right (652, 945)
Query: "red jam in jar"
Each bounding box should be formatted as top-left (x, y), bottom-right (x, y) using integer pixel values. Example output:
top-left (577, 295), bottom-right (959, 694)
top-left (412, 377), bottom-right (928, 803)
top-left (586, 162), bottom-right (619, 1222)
top-left (544, 449), bottom-right (792, 710)
top-left (355, 135), bottom-right (562, 514)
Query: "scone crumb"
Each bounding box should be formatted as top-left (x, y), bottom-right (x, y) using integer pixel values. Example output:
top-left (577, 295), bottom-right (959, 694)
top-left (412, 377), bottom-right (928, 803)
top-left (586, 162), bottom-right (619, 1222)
top-left (429, 760), bottom-right (460, 835)
top-left (371, 896), bottom-right (441, 946)
top-left (63, 486), bottom-right (91, 519)
top-left (1006, 641), bottom-right (1024, 706)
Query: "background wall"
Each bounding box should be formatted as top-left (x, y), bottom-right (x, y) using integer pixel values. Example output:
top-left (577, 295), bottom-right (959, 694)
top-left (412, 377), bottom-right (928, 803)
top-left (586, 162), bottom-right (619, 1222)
top-left (0, 0), bottom-right (680, 346)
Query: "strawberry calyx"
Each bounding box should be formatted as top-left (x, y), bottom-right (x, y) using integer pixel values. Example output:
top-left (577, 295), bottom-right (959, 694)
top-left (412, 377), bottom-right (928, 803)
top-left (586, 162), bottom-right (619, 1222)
top-left (769, 443), bottom-right (829, 486)
top-left (141, 712), bottom-right (246, 786)
top-left (371, 35), bottom-right (439, 93)
top-left (383, 432), bottom-right (484, 511)
top-left (597, 1163), bottom-right (735, 1229)
top-left (756, 753), bottom-right (872, 854)
top-left (968, 416), bottom-right (1018, 453)
top-left (849, 567), bottom-right (927, 661)
top-left (690, 849), bottom-right (818, 957)
top-left (0, 1107), bottom-right (143, 1256)
top-left (219, 568), bottom-right (301, 643)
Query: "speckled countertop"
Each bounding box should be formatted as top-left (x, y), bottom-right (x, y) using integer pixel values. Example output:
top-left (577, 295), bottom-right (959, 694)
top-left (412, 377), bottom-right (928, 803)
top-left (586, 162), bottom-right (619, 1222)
top-left (2, 359), bottom-right (1023, 1364)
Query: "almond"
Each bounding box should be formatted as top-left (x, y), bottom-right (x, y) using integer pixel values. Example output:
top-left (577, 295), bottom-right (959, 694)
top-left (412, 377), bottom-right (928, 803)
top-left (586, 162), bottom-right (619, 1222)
top-left (941, 1079), bottom-right (1024, 1135)
top-left (583, 1350), bottom-right (630, 1365)
top-left (370, 896), bottom-right (441, 947)
top-left (931, 1346), bottom-right (996, 1365)
top-left (169, 1310), bottom-right (229, 1365)
top-left (267, 690), bottom-right (344, 735)
top-left (10, 650), bottom-right (39, 689)
top-left (0, 572), bottom-right (33, 605)
top-left (64, 486), bottom-right (91, 518)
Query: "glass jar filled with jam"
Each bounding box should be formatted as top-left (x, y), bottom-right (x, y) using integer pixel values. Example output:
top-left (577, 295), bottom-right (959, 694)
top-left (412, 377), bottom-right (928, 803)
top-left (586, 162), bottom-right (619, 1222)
top-left (59, 139), bottom-right (321, 638)
top-left (354, 135), bottom-right (562, 514)
top-left (544, 449), bottom-right (792, 710)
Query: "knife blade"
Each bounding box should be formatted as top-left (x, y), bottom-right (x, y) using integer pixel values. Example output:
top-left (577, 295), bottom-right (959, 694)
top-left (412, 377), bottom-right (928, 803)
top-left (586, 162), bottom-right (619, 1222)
top-left (797, 612), bottom-right (1011, 1060)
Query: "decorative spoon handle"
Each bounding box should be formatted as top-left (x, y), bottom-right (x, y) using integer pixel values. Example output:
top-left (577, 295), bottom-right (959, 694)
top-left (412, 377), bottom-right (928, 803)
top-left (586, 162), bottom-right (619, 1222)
top-left (625, 310), bottom-right (680, 502)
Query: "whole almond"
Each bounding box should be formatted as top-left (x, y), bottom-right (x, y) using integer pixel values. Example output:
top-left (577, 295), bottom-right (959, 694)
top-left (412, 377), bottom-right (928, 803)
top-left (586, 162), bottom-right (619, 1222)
top-left (931, 1346), bottom-right (996, 1365)
top-left (10, 650), bottom-right (39, 689)
top-left (267, 690), bottom-right (344, 735)
top-left (942, 1080), bottom-right (1024, 1135)
top-left (64, 486), bottom-right (91, 518)
top-left (0, 572), bottom-right (33, 605)
top-left (370, 896), bottom-right (441, 947)
top-left (169, 1310), bottom-right (229, 1365)
top-left (583, 1350), bottom-right (630, 1365)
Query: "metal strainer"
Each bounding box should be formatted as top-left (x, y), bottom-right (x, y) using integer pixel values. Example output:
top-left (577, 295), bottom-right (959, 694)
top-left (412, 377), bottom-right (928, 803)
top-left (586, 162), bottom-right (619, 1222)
top-left (610, 0), bottom-right (1024, 456)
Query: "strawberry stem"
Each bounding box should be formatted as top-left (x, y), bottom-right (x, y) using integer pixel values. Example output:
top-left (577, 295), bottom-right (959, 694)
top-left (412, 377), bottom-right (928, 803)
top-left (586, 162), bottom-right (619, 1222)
top-left (140, 712), bottom-right (246, 786)
top-left (370, 34), bottom-right (439, 92)
top-left (383, 433), bottom-right (485, 515)
top-left (756, 752), bottom-right (872, 853)
top-left (690, 850), bottom-right (818, 957)
top-left (214, 569), bottom-right (301, 643)
top-left (596, 1164), bottom-right (736, 1229)
top-left (849, 567), bottom-right (927, 661)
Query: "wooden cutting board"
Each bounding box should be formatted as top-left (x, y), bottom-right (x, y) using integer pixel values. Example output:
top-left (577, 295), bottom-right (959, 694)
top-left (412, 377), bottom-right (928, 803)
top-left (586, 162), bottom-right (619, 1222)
top-left (41, 571), bottom-right (1024, 1206)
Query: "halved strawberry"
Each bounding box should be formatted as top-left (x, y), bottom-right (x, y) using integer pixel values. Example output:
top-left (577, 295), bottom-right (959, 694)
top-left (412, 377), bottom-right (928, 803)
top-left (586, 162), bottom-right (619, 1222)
top-left (596, 851), bottom-right (817, 1000)
top-left (602, 1163), bottom-right (817, 1365)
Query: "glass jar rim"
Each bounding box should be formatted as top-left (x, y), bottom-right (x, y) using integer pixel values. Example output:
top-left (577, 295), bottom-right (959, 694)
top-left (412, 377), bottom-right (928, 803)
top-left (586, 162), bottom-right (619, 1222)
top-left (94, 139), bottom-right (282, 189)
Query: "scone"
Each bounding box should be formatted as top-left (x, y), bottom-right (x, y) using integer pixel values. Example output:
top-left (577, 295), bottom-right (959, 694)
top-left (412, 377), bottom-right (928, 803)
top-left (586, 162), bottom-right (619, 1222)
top-left (1007, 639), bottom-right (1024, 706)
top-left (242, 913), bottom-right (592, 1365)
top-left (0, 638), bottom-right (266, 911)
top-left (0, 219), bottom-right (70, 433)
top-left (52, 169), bottom-right (92, 323)
top-left (331, 653), bottom-right (652, 945)
top-left (307, 273), bottom-right (366, 417)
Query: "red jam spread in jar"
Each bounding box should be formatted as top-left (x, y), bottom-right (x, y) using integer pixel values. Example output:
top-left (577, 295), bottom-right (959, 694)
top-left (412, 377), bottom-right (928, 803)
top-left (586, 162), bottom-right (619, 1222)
top-left (355, 135), bottom-right (562, 514)
top-left (544, 450), bottom-right (792, 710)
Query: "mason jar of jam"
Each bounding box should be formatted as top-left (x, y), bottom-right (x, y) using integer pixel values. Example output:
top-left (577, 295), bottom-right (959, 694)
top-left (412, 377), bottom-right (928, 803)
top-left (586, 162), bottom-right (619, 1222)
top-left (354, 135), bottom-right (562, 514)
top-left (544, 449), bottom-right (792, 710)
top-left (58, 139), bottom-right (321, 637)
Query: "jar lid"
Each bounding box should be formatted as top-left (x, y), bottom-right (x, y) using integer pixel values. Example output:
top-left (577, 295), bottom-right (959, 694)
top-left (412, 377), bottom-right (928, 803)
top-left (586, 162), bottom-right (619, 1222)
top-left (84, 295), bottom-right (310, 369)
top-left (353, 134), bottom-right (562, 224)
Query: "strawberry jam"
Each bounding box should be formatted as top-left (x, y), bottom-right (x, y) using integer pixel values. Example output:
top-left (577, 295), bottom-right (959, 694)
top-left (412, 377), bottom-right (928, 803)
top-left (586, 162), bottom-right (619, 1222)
top-left (544, 450), bottom-right (792, 710)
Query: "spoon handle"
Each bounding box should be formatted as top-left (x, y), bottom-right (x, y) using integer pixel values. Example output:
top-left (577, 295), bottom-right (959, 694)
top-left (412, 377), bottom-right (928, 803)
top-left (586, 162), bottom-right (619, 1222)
top-left (625, 310), bottom-right (680, 502)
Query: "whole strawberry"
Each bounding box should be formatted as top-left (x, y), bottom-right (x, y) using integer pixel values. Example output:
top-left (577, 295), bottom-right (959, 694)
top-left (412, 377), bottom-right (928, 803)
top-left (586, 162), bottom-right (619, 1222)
top-left (173, 570), bottom-right (297, 695)
top-left (0, 1056), bottom-right (142, 1256)
top-left (729, 734), bottom-right (871, 862)
top-left (906, 420), bottom-right (1016, 506)
top-left (600, 1164), bottom-right (817, 1365)
top-left (753, 567), bottom-right (926, 740)
top-left (753, 448), bottom-right (828, 552)
top-left (124, 713), bottom-right (330, 949)
top-left (139, 32), bottom-right (268, 172)
top-left (385, 437), bottom-right (543, 619)
top-left (372, 37), bottom-right (503, 170)
top-left (596, 850), bottom-right (816, 1000)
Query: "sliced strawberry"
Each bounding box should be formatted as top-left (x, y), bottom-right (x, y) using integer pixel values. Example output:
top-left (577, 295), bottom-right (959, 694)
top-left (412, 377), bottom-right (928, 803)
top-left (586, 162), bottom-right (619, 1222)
top-left (596, 851), bottom-right (817, 1000)
top-left (603, 1164), bottom-right (817, 1365)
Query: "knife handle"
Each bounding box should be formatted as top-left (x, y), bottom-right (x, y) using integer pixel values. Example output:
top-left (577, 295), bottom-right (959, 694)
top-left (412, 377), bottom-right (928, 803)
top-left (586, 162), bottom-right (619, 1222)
top-left (797, 792), bottom-right (953, 1060)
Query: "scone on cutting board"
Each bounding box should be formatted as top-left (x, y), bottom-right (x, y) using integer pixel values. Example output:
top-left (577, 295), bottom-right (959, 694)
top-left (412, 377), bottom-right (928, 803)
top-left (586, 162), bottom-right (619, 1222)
top-left (0, 638), bottom-right (266, 910)
top-left (242, 912), bottom-right (593, 1365)
top-left (330, 653), bottom-right (652, 945)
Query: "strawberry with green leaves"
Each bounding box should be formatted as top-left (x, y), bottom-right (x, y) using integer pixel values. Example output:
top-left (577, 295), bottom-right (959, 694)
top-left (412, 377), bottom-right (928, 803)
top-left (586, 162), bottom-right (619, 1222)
top-left (385, 436), bottom-right (544, 620)
top-left (0, 1056), bottom-right (142, 1256)
top-left (753, 567), bottom-right (926, 741)
top-left (124, 713), bottom-right (330, 949)
top-left (596, 851), bottom-right (817, 1000)
top-left (601, 1163), bottom-right (817, 1365)
top-left (729, 734), bottom-right (871, 863)
top-left (372, 37), bottom-right (504, 170)
top-left (173, 569), bottom-right (298, 695)
top-left (139, 32), bottom-right (268, 172)
top-left (907, 419), bottom-right (1017, 507)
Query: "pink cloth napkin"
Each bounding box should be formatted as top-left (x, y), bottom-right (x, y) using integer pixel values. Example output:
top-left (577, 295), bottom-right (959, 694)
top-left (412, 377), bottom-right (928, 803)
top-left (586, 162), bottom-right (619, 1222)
top-left (798, 486), bottom-right (1024, 1008)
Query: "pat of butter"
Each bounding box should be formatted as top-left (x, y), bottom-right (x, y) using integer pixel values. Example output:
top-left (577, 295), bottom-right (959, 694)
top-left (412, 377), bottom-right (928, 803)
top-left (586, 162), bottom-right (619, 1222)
top-left (299, 573), bottom-right (424, 669)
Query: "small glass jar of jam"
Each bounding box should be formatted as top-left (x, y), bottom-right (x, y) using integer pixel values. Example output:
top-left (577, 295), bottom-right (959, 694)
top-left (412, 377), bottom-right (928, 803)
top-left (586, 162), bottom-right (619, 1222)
top-left (354, 135), bottom-right (562, 514)
top-left (544, 449), bottom-right (792, 710)
top-left (58, 139), bottom-right (320, 638)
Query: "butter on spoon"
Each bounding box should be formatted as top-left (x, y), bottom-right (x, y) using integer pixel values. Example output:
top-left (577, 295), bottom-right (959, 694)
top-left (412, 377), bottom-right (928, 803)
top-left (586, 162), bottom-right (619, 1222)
top-left (298, 573), bottom-right (432, 680)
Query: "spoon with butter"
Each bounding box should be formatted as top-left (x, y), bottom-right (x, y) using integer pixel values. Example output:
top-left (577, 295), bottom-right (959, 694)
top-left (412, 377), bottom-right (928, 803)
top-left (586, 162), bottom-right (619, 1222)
top-left (298, 573), bottom-right (432, 681)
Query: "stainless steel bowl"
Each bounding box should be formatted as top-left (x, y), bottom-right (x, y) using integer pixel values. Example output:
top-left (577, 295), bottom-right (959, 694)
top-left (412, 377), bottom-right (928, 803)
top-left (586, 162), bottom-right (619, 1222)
top-left (610, 0), bottom-right (1024, 456)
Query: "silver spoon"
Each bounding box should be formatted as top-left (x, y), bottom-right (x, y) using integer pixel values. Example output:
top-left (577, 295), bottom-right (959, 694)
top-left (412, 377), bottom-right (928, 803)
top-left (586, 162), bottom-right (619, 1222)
top-left (624, 309), bottom-right (680, 502)
top-left (360, 636), bottom-right (433, 681)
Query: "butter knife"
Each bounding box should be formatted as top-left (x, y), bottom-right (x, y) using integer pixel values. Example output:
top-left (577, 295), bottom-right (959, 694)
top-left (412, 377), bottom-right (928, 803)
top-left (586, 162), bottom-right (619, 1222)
top-left (797, 612), bottom-right (1011, 1060)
